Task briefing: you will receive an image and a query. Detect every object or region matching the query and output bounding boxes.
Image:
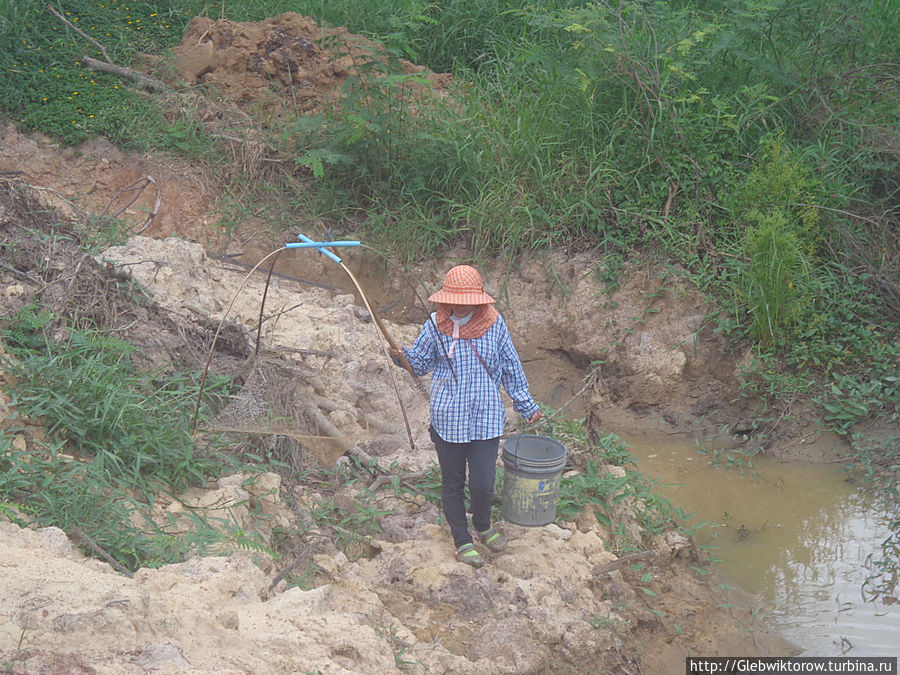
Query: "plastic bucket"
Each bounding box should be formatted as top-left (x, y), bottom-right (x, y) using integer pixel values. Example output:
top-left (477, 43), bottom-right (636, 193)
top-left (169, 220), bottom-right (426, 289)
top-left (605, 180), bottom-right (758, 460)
top-left (501, 434), bottom-right (567, 527)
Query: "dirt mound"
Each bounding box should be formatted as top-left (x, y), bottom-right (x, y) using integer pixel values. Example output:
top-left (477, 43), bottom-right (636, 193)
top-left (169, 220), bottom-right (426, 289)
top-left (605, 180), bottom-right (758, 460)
top-left (173, 13), bottom-right (453, 116)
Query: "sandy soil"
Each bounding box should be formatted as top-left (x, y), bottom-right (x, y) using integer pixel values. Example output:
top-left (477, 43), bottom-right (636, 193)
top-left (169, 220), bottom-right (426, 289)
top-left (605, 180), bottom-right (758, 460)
top-left (0, 12), bottom-right (816, 674)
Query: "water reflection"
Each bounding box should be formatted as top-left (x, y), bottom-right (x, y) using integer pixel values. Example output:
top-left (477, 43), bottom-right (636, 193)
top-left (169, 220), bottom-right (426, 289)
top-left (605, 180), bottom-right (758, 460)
top-left (769, 497), bottom-right (897, 655)
top-left (618, 431), bottom-right (899, 657)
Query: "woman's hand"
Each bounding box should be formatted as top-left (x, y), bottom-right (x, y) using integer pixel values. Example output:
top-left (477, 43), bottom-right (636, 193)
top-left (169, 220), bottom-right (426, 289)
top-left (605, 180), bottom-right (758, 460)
top-left (527, 410), bottom-right (544, 424)
top-left (388, 344), bottom-right (404, 361)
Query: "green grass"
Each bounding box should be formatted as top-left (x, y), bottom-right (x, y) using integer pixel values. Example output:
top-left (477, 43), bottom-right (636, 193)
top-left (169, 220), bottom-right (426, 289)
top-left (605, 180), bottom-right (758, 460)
top-left (0, 0), bottom-right (196, 145)
top-left (0, 305), bottom-right (247, 570)
top-left (541, 412), bottom-right (698, 553)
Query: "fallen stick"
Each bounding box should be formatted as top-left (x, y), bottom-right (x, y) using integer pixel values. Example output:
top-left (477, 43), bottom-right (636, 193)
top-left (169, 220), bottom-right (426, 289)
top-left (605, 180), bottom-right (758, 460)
top-left (303, 402), bottom-right (392, 473)
top-left (46, 4), bottom-right (112, 62)
top-left (591, 550), bottom-right (658, 576)
top-left (71, 524), bottom-right (134, 577)
top-left (82, 56), bottom-right (169, 93)
top-left (314, 396), bottom-right (396, 434)
top-left (269, 546), bottom-right (313, 592)
top-left (198, 425), bottom-right (366, 444)
top-left (100, 175), bottom-right (162, 233)
top-left (46, 5), bottom-right (170, 93)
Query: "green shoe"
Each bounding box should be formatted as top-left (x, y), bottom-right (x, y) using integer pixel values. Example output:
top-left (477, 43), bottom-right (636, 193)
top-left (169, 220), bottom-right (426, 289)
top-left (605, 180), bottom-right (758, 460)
top-left (455, 543), bottom-right (485, 568)
top-left (477, 525), bottom-right (507, 553)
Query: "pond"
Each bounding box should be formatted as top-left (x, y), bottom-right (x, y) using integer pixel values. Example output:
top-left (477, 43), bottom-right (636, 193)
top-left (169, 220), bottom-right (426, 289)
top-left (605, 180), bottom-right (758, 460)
top-left (618, 430), bottom-right (899, 657)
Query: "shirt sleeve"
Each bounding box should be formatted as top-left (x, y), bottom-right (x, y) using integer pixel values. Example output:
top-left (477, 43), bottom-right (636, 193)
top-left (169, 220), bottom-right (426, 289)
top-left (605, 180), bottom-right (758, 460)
top-left (497, 321), bottom-right (540, 419)
top-left (401, 321), bottom-right (439, 376)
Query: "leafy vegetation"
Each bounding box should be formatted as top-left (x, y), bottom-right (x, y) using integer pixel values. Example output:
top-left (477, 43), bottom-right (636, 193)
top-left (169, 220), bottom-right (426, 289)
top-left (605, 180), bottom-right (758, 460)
top-left (0, 306), bottom-right (247, 570)
top-left (0, 0), bottom-right (191, 145)
top-left (547, 413), bottom-right (697, 553)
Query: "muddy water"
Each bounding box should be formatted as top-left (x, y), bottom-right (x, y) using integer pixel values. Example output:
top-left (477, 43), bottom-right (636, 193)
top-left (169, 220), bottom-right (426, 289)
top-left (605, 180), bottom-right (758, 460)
top-left (617, 430), bottom-right (899, 657)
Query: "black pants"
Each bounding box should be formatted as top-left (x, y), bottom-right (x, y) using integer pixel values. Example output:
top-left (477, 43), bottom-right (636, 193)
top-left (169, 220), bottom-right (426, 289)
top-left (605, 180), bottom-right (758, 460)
top-left (430, 426), bottom-right (500, 548)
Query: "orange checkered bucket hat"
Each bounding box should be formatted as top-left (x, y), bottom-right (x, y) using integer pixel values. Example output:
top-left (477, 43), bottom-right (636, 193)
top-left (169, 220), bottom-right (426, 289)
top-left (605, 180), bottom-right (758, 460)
top-left (427, 265), bottom-right (496, 305)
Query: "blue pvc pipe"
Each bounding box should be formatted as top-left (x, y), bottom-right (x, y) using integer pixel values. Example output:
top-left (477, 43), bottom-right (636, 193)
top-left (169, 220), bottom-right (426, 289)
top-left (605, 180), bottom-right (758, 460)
top-left (284, 240), bottom-right (361, 249)
top-left (285, 235), bottom-right (360, 264)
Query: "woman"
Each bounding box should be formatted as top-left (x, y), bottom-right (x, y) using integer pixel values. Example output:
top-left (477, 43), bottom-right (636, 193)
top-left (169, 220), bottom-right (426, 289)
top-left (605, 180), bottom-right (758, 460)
top-left (389, 265), bottom-right (543, 567)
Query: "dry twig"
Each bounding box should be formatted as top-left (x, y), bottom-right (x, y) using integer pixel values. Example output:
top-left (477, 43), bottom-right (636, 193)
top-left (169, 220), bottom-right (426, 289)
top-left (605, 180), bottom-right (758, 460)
top-left (100, 175), bottom-right (162, 234)
top-left (82, 56), bottom-right (169, 93)
top-left (46, 4), bottom-right (112, 62)
top-left (70, 524), bottom-right (134, 577)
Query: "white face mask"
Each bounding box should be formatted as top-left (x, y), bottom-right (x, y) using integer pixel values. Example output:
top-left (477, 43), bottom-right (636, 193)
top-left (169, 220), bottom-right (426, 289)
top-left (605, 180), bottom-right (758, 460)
top-left (447, 309), bottom-right (475, 357)
top-left (450, 309), bottom-right (475, 323)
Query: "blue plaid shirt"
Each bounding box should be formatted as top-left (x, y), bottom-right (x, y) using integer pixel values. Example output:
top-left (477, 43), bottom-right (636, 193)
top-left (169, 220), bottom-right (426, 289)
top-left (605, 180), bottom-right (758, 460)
top-left (402, 314), bottom-right (540, 443)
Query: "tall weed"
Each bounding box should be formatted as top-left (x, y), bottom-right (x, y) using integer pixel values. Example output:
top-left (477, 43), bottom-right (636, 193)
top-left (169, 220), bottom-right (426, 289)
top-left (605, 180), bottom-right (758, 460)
top-left (736, 209), bottom-right (811, 348)
top-left (3, 322), bottom-right (225, 488)
top-left (0, 307), bottom-right (241, 570)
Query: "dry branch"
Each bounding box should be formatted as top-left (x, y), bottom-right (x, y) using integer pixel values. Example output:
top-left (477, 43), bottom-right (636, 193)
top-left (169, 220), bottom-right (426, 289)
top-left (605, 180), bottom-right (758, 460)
top-left (45, 5), bottom-right (169, 92)
top-left (314, 396), bottom-right (396, 434)
top-left (269, 546), bottom-right (314, 592)
top-left (82, 56), bottom-right (169, 93)
top-left (592, 550), bottom-right (659, 576)
top-left (303, 402), bottom-right (388, 471)
top-left (71, 524), bottom-right (134, 577)
top-left (46, 4), bottom-right (113, 62)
